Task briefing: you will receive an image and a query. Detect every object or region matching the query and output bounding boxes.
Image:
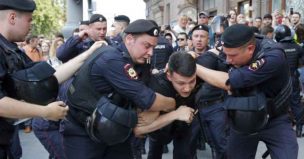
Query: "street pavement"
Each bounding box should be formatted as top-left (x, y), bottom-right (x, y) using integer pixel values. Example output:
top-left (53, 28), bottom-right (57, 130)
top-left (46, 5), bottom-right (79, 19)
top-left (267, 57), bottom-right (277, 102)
top-left (19, 128), bottom-right (304, 159)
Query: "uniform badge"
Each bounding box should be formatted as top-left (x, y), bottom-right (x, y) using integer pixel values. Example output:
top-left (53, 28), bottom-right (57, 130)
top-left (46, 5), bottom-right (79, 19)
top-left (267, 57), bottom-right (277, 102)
top-left (153, 29), bottom-right (159, 36)
top-left (248, 58), bottom-right (265, 71)
top-left (124, 64), bottom-right (138, 80)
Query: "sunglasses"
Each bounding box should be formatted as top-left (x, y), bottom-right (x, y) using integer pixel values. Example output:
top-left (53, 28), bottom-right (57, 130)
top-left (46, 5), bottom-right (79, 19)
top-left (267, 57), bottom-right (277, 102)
top-left (200, 16), bottom-right (208, 19)
top-left (177, 38), bottom-right (185, 41)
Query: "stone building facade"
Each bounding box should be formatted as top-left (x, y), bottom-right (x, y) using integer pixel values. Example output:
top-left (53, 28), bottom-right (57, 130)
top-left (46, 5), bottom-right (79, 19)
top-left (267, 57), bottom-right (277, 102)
top-left (144, 0), bottom-right (304, 26)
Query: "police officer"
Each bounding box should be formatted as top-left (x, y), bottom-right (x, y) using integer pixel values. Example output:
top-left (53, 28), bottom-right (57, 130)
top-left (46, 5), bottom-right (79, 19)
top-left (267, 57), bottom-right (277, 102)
top-left (274, 24), bottom-right (304, 137)
top-left (190, 26), bottom-right (229, 159)
top-left (79, 20), bottom-right (90, 32)
top-left (134, 52), bottom-right (196, 159)
top-left (0, 0), bottom-right (105, 158)
top-left (188, 24), bottom-right (210, 58)
top-left (61, 19), bottom-right (176, 159)
top-left (111, 15), bottom-right (130, 45)
top-left (151, 33), bottom-right (174, 74)
top-left (196, 24), bottom-right (298, 159)
top-left (57, 14), bottom-right (111, 62)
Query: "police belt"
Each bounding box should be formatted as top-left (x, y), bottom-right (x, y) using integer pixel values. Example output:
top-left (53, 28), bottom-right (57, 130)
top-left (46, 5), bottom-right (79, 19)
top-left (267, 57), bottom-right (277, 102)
top-left (197, 97), bottom-right (224, 109)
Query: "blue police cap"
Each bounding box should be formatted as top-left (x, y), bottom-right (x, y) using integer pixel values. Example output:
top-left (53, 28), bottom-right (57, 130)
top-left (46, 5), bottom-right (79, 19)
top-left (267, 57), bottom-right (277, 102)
top-left (0, 0), bottom-right (36, 12)
top-left (221, 24), bottom-right (254, 48)
top-left (114, 15), bottom-right (130, 24)
top-left (89, 14), bottom-right (107, 24)
top-left (124, 19), bottom-right (159, 37)
top-left (79, 20), bottom-right (90, 25)
top-left (189, 24), bottom-right (209, 34)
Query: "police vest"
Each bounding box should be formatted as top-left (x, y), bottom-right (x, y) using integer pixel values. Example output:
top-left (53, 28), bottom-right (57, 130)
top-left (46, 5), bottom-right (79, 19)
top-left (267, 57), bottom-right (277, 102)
top-left (224, 36), bottom-right (292, 134)
top-left (67, 46), bottom-right (108, 114)
top-left (67, 46), bottom-right (134, 114)
top-left (67, 46), bottom-right (138, 145)
top-left (280, 41), bottom-right (302, 75)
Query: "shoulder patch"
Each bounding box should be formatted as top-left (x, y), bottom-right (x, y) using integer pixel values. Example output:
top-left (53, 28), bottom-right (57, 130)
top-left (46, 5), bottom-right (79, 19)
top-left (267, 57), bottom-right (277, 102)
top-left (248, 58), bottom-right (266, 71)
top-left (124, 64), bottom-right (138, 79)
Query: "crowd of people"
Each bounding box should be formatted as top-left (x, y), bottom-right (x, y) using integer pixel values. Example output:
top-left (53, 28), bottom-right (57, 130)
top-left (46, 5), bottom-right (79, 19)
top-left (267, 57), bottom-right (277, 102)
top-left (1, 0), bottom-right (304, 159)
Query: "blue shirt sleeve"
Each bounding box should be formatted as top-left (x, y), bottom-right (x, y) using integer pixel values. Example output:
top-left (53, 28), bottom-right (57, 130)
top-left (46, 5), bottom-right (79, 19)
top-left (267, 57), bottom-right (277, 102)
top-left (229, 50), bottom-right (286, 89)
top-left (0, 57), bottom-right (7, 99)
top-left (56, 36), bottom-right (82, 63)
top-left (91, 53), bottom-right (156, 110)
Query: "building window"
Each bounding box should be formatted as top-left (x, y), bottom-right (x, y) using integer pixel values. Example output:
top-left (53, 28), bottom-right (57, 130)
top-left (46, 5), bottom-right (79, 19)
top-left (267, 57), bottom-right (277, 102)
top-left (166, 3), bottom-right (170, 25)
top-left (238, 0), bottom-right (250, 18)
top-left (203, 0), bottom-right (215, 11)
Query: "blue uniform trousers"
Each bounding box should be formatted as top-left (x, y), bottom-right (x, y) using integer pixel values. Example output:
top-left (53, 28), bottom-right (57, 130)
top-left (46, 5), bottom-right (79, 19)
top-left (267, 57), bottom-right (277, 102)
top-left (190, 102), bottom-right (228, 159)
top-left (148, 125), bottom-right (192, 159)
top-left (227, 114), bottom-right (298, 159)
top-left (60, 114), bottom-right (133, 159)
top-left (32, 118), bottom-right (66, 159)
top-left (289, 76), bottom-right (304, 124)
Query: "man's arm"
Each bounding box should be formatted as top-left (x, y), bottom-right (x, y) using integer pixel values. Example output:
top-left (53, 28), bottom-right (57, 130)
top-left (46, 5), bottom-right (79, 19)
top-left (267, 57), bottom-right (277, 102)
top-left (134, 106), bottom-right (194, 136)
top-left (196, 64), bottom-right (230, 91)
top-left (147, 92), bottom-right (176, 112)
top-left (54, 41), bottom-right (107, 84)
top-left (0, 97), bottom-right (68, 121)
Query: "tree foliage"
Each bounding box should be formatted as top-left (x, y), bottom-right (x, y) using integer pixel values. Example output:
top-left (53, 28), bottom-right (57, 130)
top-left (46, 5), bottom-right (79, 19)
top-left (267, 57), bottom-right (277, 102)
top-left (31, 0), bottom-right (65, 37)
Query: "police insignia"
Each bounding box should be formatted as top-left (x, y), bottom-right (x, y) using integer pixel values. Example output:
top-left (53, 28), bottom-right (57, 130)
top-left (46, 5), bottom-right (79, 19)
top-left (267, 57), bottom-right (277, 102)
top-left (124, 64), bottom-right (138, 79)
top-left (248, 58), bottom-right (265, 71)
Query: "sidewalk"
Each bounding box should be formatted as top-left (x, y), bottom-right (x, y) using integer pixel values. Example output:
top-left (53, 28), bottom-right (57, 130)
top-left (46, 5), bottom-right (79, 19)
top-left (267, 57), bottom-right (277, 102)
top-left (19, 130), bottom-right (304, 159)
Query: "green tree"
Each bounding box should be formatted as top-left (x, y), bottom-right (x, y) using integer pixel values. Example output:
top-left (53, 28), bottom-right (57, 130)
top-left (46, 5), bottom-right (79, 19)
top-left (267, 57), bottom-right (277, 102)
top-left (32, 0), bottom-right (65, 37)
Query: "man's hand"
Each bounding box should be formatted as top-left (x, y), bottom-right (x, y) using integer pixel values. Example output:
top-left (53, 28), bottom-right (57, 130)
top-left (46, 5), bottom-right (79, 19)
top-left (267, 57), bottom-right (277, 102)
top-left (174, 106), bottom-right (195, 124)
top-left (187, 51), bottom-right (199, 59)
top-left (137, 111), bottom-right (160, 126)
top-left (42, 101), bottom-right (69, 121)
top-left (78, 29), bottom-right (90, 40)
top-left (90, 40), bottom-right (108, 49)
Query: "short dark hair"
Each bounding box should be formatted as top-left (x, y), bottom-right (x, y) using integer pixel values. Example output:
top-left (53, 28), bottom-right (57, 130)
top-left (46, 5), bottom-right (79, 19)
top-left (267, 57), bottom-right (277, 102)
top-left (168, 52), bottom-right (196, 77)
top-left (255, 17), bottom-right (262, 20)
top-left (293, 12), bottom-right (301, 18)
top-left (177, 32), bottom-right (188, 40)
top-left (260, 25), bottom-right (274, 35)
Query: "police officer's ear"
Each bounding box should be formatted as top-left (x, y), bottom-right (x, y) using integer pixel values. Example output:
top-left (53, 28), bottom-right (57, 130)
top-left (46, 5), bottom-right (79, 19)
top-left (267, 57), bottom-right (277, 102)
top-left (7, 11), bottom-right (18, 25)
top-left (247, 44), bottom-right (256, 55)
top-left (125, 34), bottom-right (135, 45)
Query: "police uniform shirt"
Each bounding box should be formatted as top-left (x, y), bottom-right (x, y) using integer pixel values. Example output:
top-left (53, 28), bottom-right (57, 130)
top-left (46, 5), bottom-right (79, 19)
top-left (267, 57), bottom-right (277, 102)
top-left (196, 51), bottom-right (228, 101)
top-left (57, 36), bottom-right (112, 63)
top-left (89, 44), bottom-right (156, 109)
top-left (227, 39), bottom-right (289, 97)
top-left (57, 35), bottom-right (94, 63)
top-left (0, 34), bottom-right (32, 99)
top-left (151, 36), bottom-right (174, 70)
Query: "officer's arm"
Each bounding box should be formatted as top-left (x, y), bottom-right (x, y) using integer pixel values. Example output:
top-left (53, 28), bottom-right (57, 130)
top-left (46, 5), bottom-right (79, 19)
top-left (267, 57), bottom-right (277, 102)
top-left (56, 36), bottom-right (81, 62)
top-left (147, 92), bottom-right (176, 112)
top-left (196, 64), bottom-right (231, 91)
top-left (0, 97), bottom-right (67, 120)
top-left (134, 106), bottom-right (194, 136)
top-left (54, 41), bottom-right (107, 84)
